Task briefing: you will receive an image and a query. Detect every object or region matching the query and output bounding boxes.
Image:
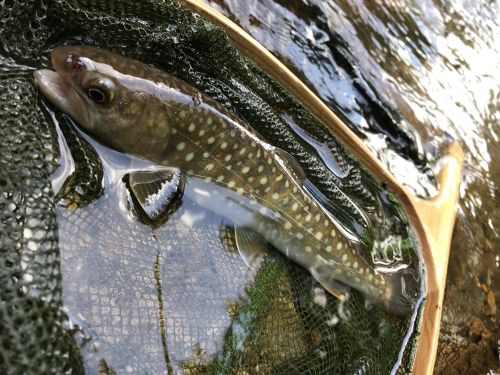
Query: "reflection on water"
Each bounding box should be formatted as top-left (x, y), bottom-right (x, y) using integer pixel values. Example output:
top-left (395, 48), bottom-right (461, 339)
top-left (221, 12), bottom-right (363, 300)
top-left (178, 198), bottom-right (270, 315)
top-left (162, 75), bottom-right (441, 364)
top-left (203, 0), bottom-right (500, 372)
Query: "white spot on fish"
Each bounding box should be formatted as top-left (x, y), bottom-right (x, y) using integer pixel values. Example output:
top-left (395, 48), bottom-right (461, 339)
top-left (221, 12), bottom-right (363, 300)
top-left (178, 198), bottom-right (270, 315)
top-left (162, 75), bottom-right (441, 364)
top-left (242, 166), bottom-right (250, 174)
top-left (259, 177), bottom-right (268, 185)
top-left (188, 123), bottom-right (196, 132)
top-left (272, 193), bottom-right (280, 200)
top-left (337, 242), bottom-right (343, 250)
top-left (176, 142), bottom-right (186, 151)
top-left (220, 142), bottom-right (228, 150)
top-left (185, 152), bottom-right (194, 162)
top-left (224, 154), bottom-right (232, 162)
top-left (207, 136), bottom-right (215, 144)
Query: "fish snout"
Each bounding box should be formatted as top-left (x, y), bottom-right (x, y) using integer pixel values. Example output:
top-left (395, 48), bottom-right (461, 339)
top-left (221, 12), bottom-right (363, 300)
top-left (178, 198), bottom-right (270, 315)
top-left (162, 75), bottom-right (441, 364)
top-left (33, 68), bottom-right (90, 130)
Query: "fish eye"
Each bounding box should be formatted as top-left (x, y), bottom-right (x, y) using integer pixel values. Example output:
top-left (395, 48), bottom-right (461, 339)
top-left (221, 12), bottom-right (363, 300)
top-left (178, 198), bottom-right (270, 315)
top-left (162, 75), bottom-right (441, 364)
top-left (85, 78), bottom-right (116, 104)
top-left (87, 88), bottom-right (106, 103)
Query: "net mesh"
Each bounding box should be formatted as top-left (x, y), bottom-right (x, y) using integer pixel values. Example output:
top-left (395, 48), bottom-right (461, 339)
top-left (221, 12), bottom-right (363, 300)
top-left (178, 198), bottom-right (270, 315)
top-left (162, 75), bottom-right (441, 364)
top-left (0, 0), bottom-right (422, 374)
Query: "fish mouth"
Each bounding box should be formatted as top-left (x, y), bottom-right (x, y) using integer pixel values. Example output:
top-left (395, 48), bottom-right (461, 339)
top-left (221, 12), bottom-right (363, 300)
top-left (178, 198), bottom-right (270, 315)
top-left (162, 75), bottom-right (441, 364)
top-left (34, 69), bottom-right (72, 110)
top-left (33, 68), bottom-right (87, 126)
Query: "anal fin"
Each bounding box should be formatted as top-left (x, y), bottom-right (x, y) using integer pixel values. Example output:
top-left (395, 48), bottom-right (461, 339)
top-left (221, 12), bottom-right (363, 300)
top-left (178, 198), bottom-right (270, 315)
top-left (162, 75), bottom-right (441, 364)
top-left (310, 263), bottom-right (349, 302)
top-left (234, 226), bottom-right (269, 269)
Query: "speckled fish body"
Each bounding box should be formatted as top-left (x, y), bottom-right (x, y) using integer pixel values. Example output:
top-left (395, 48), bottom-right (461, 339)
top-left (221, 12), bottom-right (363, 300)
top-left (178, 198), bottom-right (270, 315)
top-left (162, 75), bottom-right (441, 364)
top-left (34, 46), bottom-right (415, 314)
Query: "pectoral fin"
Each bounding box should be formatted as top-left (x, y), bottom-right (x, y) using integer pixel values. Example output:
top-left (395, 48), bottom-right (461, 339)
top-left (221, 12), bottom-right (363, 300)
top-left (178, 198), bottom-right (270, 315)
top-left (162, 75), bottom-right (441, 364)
top-left (124, 168), bottom-right (185, 227)
top-left (234, 227), bottom-right (269, 269)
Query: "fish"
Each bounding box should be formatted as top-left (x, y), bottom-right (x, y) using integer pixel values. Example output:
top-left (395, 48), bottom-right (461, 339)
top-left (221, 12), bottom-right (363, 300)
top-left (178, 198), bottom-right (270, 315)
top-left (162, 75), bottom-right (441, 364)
top-left (34, 45), bottom-right (417, 315)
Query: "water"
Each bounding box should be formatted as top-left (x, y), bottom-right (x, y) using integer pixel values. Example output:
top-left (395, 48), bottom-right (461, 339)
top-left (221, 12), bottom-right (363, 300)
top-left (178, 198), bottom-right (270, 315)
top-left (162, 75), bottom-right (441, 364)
top-left (203, 0), bottom-right (500, 372)
top-left (55, 120), bottom-right (259, 374)
top-left (49, 94), bottom-right (420, 372)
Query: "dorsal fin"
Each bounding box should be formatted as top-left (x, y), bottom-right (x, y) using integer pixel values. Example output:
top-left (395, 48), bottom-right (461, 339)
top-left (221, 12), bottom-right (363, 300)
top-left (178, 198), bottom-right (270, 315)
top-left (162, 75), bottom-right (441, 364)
top-left (124, 168), bottom-right (185, 227)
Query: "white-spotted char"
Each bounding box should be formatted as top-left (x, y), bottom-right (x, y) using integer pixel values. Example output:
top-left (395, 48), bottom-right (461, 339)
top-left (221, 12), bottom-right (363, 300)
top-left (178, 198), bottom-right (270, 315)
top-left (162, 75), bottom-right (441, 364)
top-left (34, 46), bottom-right (416, 315)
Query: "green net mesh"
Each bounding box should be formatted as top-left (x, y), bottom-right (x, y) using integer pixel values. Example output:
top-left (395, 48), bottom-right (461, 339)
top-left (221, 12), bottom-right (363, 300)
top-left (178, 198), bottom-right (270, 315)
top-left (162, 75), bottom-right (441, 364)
top-left (0, 0), bottom-right (422, 373)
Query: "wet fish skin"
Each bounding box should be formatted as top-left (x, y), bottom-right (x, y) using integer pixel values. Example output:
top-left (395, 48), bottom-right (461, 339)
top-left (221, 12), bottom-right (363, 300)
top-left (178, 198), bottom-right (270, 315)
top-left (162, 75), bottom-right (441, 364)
top-left (34, 46), bottom-right (416, 314)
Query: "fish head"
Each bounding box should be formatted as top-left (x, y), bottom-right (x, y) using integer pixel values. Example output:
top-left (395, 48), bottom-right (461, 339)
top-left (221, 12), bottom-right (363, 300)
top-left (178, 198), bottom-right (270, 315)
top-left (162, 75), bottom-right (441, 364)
top-left (34, 46), bottom-right (171, 159)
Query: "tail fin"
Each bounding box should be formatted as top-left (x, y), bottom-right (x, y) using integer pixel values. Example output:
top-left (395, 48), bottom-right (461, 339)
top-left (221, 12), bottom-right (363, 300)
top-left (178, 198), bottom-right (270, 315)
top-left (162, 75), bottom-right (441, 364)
top-left (312, 261), bottom-right (419, 316)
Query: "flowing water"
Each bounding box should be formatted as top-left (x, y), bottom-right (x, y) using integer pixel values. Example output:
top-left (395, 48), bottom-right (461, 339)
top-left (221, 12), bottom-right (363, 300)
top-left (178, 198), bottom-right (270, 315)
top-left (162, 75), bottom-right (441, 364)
top-left (203, 0), bottom-right (500, 372)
